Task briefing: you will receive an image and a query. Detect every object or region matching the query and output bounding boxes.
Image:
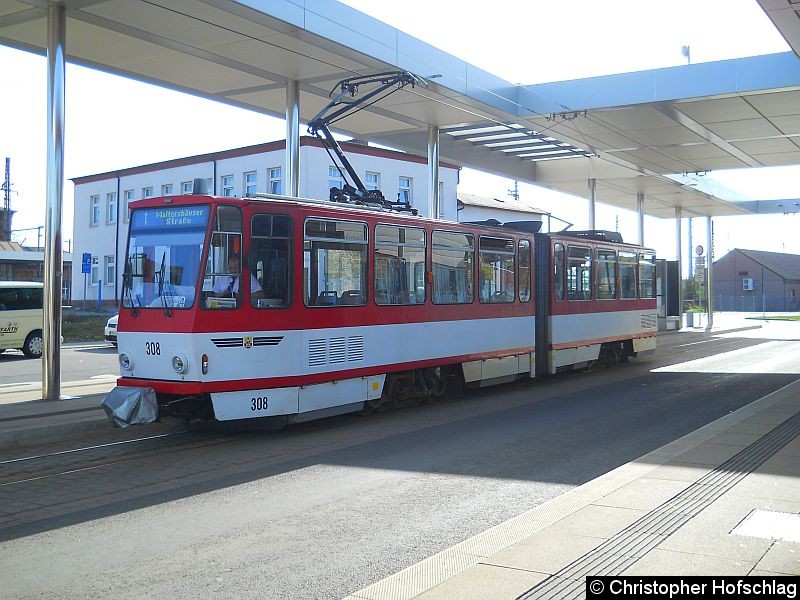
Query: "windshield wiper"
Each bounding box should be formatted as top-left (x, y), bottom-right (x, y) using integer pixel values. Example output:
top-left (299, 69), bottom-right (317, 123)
top-left (155, 252), bottom-right (172, 317)
top-left (122, 271), bottom-right (138, 316)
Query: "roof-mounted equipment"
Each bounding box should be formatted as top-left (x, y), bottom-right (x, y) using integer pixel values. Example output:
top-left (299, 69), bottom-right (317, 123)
top-left (307, 71), bottom-right (422, 215)
top-left (559, 230), bottom-right (624, 243)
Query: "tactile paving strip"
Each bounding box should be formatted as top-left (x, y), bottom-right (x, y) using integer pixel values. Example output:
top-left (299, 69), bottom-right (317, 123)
top-left (517, 411), bottom-right (800, 600)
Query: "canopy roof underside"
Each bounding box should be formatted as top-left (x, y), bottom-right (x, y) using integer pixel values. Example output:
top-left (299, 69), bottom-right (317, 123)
top-left (3, 0), bottom-right (800, 218)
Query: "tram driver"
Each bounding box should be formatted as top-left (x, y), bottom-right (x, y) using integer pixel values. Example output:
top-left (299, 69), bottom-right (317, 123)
top-left (213, 254), bottom-right (265, 301)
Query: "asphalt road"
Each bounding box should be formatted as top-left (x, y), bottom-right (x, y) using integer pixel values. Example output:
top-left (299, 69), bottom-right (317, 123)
top-left (0, 342), bottom-right (119, 386)
top-left (0, 324), bottom-right (798, 599)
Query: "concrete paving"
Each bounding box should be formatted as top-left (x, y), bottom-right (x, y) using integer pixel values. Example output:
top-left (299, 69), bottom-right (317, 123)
top-left (1, 313), bottom-right (798, 598)
top-left (345, 378), bottom-right (800, 598)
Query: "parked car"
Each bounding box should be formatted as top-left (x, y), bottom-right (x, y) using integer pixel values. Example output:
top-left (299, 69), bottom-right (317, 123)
top-left (104, 314), bottom-right (118, 346)
top-left (0, 281), bottom-right (44, 358)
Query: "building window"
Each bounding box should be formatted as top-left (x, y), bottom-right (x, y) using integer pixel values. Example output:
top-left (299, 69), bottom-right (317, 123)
top-left (365, 171), bottom-right (380, 191)
top-left (329, 166), bottom-right (343, 192)
top-left (142, 187), bottom-right (153, 199)
top-left (161, 183), bottom-right (173, 196)
top-left (221, 175), bottom-right (234, 197)
top-left (90, 195), bottom-right (100, 226)
top-left (438, 181), bottom-right (445, 217)
top-left (181, 181), bottom-right (193, 194)
top-left (90, 256), bottom-right (100, 285)
top-left (123, 190), bottom-right (134, 222)
top-left (106, 192), bottom-right (117, 224)
top-left (398, 176), bottom-right (412, 206)
top-left (244, 171), bottom-right (258, 196)
top-left (105, 255), bottom-right (115, 287)
top-left (269, 167), bottom-right (282, 195)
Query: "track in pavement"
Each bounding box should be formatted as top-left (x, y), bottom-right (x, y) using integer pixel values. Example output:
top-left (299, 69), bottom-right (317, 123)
top-left (0, 328), bottom-right (797, 599)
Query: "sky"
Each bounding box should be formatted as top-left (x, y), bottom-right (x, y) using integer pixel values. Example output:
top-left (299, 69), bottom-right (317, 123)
top-left (1, 0), bottom-right (798, 263)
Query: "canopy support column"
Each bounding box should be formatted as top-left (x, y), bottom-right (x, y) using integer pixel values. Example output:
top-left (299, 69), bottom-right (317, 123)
top-left (687, 217), bottom-right (693, 279)
top-left (428, 125), bottom-right (439, 219)
top-left (706, 217), bottom-right (714, 330)
top-left (636, 192), bottom-right (644, 245)
top-left (43, 2), bottom-right (66, 401)
top-left (588, 178), bottom-right (596, 230)
top-left (675, 207), bottom-right (683, 329)
top-left (285, 79), bottom-right (300, 197)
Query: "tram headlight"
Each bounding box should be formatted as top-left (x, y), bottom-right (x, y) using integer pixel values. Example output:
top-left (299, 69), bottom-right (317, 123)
top-left (172, 354), bottom-right (189, 374)
top-left (119, 353), bottom-right (133, 371)
top-left (201, 353), bottom-right (209, 375)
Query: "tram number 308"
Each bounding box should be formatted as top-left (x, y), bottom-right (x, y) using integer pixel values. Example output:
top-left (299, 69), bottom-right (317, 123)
top-left (251, 397), bottom-right (269, 411)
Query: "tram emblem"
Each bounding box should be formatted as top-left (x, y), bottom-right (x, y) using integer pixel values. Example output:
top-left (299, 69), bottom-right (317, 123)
top-left (244, 336), bottom-right (253, 349)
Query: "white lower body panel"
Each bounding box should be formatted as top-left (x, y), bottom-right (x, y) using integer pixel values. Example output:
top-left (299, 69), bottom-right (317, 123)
top-left (633, 336), bottom-right (657, 354)
top-left (549, 309), bottom-right (657, 374)
top-left (117, 316), bottom-right (536, 385)
top-left (552, 344), bottom-right (601, 370)
top-left (210, 374), bottom-right (385, 421)
top-left (462, 353), bottom-right (533, 386)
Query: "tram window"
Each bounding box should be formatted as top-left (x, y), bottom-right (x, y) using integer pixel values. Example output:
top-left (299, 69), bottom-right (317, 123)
top-left (214, 205), bottom-right (242, 233)
top-left (432, 231), bottom-right (474, 304)
top-left (123, 205), bottom-right (210, 311)
top-left (553, 243), bottom-right (565, 302)
top-left (479, 236), bottom-right (515, 303)
top-left (619, 251), bottom-right (638, 299)
top-left (595, 249), bottom-right (617, 300)
top-left (203, 206), bottom-right (243, 310)
top-left (518, 240), bottom-right (531, 303)
top-left (304, 219), bottom-right (367, 307)
top-left (374, 225), bottom-right (426, 305)
top-left (250, 214), bottom-right (292, 308)
top-left (567, 245), bottom-right (592, 301)
top-left (639, 252), bottom-right (656, 298)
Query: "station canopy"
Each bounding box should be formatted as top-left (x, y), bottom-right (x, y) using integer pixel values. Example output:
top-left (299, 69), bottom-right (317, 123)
top-left (2, 0), bottom-right (800, 219)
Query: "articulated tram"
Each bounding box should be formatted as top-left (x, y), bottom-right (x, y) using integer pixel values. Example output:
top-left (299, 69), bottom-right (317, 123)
top-left (102, 192), bottom-right (657, 427)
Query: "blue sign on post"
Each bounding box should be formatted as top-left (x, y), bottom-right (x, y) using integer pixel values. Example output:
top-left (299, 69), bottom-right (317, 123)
top-left (81, 252), bottom-right (91, 274)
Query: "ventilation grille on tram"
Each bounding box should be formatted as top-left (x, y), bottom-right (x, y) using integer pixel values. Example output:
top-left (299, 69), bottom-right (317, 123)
top-left (308, 336), bottom-right (365, 367)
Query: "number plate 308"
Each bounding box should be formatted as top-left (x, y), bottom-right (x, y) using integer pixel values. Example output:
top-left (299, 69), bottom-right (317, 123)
top-left (251, 396), bottom-right (269, 411)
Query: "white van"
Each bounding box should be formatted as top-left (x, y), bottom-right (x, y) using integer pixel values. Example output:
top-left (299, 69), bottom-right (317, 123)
top-left (0, 281), bottom-right (44, 358)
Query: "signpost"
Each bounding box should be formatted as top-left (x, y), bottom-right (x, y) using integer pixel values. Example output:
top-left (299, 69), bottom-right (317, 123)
top-left (82, 252), bottom-right (91, 310)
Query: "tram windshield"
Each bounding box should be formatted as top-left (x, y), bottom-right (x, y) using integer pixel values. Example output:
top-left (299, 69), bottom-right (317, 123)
top-left (122, 206), bottom-right (210, 309)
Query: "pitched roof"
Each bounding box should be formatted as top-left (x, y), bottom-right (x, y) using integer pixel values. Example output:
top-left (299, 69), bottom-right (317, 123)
top-left (457, 193), bottom-right (547, 215)
top-left (0, 241), bottom-right (73, 262)
top-left (71, 137), bottom-right (460, 184)
top-left (0, 241), bottom-right (25, 252)
top-left (728, 249), bottom-right (800, 280)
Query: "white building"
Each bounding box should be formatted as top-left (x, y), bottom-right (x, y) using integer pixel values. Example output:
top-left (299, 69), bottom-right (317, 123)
top-left (457, 193), bottom-right (548, 230)
top-left (71, 137), bottom-right (460, 304)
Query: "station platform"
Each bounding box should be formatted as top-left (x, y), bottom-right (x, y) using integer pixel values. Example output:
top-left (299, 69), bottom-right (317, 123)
top-left (346, 378), bottom-right (800, 598)
top-left (0, 314), bottom-right (798, 597)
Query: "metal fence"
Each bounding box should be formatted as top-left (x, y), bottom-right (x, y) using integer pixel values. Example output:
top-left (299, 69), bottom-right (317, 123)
top-left (713, 295), bottom-right (795, 312)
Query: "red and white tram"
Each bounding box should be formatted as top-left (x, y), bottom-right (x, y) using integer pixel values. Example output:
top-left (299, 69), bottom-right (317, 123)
top-left (102, 192), bottom-right (657, 427)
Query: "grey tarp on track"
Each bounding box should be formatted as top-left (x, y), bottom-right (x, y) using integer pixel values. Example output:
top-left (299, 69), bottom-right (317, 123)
top-left (101, 386), bottom-right (158, 428)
